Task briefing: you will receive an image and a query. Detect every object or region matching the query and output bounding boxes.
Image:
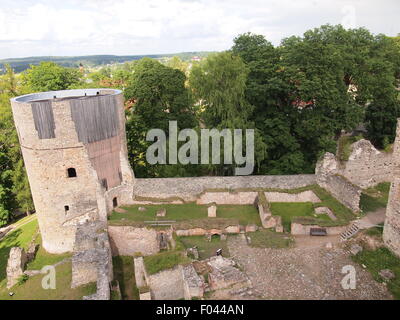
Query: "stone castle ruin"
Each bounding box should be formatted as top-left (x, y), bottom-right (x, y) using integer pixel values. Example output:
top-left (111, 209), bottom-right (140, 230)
top-left (8, 88), bottom-right (400, 298)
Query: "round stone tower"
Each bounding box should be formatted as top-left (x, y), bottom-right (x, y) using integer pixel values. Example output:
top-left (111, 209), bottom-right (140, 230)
top-left (11, 89), bottom-right (135, 254)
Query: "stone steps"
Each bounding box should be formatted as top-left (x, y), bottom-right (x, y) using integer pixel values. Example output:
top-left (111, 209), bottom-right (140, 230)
top-left (340, 222), bottom-right (360, 241)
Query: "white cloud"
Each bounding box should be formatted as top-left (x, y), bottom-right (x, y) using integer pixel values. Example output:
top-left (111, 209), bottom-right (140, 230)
top-left (0, 0), bottom-right (398, 59)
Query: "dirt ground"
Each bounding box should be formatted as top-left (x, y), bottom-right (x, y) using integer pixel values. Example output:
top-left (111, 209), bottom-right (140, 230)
top-left (225, 235), bottom-right (392, 300)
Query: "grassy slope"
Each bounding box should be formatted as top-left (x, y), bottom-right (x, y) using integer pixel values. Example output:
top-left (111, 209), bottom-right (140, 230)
top-left (27, 236), bottom-right (71, 270)
top-left (112, 256), bottom-right (139, 300)
top-left (0, 219), bottom-right (94, 300)
top-left (360, 182), bottom-right (391, 213)
top-left (0, 262), bottom-right (96, 300)
top-left (352, 247), bottom-right (400, 300)
top-left (0, 219), bottom-right (38, 285)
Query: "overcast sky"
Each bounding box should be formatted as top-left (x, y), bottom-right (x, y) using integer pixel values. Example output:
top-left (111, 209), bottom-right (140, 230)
top-left (0, 0), bottom-right (398, 59)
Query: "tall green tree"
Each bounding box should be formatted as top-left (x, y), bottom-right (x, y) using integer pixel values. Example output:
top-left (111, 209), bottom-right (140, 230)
top-left (124, 58), bottom-right (197, 177)
top-left (0, 66), bottom-right (34, 224)
top-left (21, 61), bottom-right (82, 92)
top-left (189, 52), bottom-right (267, 175)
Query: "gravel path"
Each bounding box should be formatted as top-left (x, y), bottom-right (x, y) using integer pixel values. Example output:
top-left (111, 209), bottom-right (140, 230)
top-left (227, 236), bottom-right (392, 300)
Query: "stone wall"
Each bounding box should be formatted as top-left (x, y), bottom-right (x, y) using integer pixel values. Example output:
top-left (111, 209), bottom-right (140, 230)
top-left (108, 226), bottom-right (160, 256)
top-left (383, 119), bottom-right (400, 257)
top-left (71, 221), bottom-right (113, 300)
top-left (197, 192), bottom-right (257, 205)
top-left (317, 173), bottom-right (361, 212)
top-left (264, 190), bottom-right (320, 203)
top-left (133, 175), bottom-right (316, 202)
top-left (316, 139), bottom-right (393, 189)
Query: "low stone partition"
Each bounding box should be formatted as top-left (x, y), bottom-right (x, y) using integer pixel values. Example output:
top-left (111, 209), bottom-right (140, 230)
top-left (175, 225), bottom-right (240, 237)
top-left (108, 226), bottom-right (160, 256)
top-left (71, 221), bottom-right (113, 300)
top-left (256, 192), bottom-right (283, 232)
top-left (264, 190), bottom-right (320, 203)
top-left (197, 192), bottom-right (257, 205)
top-left (291, 222), bottom-right (347, 236)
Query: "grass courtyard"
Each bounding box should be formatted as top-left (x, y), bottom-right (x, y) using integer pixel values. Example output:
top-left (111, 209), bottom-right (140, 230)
top-left (109, 203), bottom-right (261, 228)
top-left (270, 202), bottom-right (315, 232)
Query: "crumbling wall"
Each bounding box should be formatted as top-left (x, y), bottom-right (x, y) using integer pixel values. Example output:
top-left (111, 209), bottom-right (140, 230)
top-left (71, 221), bottom-right (113, 300)
top-left (317, 173), bottom-right (361, 212)
top-left (383, 119), bottom-right (400, 257)
top-left (316, 139), bottom-right (393, 189)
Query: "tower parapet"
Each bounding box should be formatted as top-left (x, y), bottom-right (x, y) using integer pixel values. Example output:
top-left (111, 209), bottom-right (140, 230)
top-left (11, 89), bottom-right (135, 253)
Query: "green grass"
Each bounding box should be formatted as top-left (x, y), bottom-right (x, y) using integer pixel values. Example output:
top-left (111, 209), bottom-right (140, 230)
top-left (26, 236), bottom-right (71, 270)
top-left (0, 219), bottom-right (38, 286)
top-left (360, 182), bottom-right (391, 213)
top-left (179, 235), bottom-right (230, 260)
top-left (365, 224), bottom-right (384, 237)
top-left (109, 203), bottom-right (261, 228)
top-left (143, 251), bottom-right (191, 275)
top-left (112, 256), bottom-right (139, 300)
top-left (352, 247), bottom-right (400, 300)
top-left (215, 205), bottom-right (261, 226)
top-left (270, 202), bottom-right (315, 232)
top-left (0, 262), bottom-right (96, 300)
top-left (109, 203), bottom-right (207, 222)
top-left (248, 229), bottom-right (293, 249)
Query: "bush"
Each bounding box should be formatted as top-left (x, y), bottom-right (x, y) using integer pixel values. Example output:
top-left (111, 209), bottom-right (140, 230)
top-left (17, 274), bottom-right (29, 285)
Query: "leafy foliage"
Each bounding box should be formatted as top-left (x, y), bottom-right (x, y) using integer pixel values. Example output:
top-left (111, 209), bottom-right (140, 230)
top-left (21, 61), bottom-right (82, 92)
